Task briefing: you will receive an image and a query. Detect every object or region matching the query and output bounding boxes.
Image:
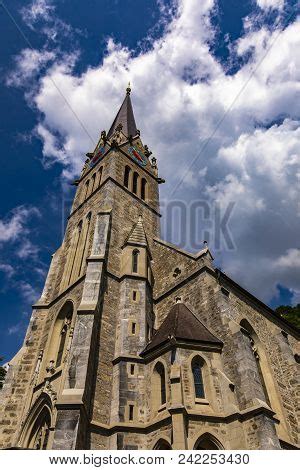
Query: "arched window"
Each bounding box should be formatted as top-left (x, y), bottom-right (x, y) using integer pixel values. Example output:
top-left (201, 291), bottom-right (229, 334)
top-left (132, 172), bottom-right (139, 194)
top-left (84, 180), bottom-right (90, 200)
top-left (192, 356), bottom-right (205, 399)
top-left (68, 220), bottom-right (83, 285)
top-left (77, 212), bottom-right (92, 277)
top-left (152, 362), bottom-right (166, 411)
top-left (194, 433), bottom-right (223, 450)
top-left (27, 407), bottom-right (52, 450)
top-left (141, 178), bottom-right (147, 200)
top-left (132, 249), bottom-right (140, 273)
top-left (124, 166), bottom-right (131, 188)
top-left (153, 439), bottom-right (172, 450)
top-left (98, 166), bottom-right (103, 186)
top-left (158, 363), bottom-right (166, 405)
top-left (91, 173), bottom-right (96, 193)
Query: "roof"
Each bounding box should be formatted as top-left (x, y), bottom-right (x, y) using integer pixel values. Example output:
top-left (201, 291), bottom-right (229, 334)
top-left (141, 303), bottom-right (223, 356)
top-left (107, 87), bottom-right (138, 139)
top-left (124, 216), bottom-right (148, 247)
top-left (216, 269), bottom-right (300, 338)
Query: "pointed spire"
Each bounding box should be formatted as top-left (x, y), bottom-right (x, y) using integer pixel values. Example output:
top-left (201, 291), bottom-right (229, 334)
top-left (125, 215), bottom-right (148, 246)
top-left (107, 84), bottom-right (138, 139)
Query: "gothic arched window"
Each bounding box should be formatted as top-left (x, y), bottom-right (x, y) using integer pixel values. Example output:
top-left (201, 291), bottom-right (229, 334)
top-left (91, 173), bottom-right (96, 193)
top-left (141, 178), bottom-right (147, 200)
top-left (77, 212), bottom-right (92, 277)
top-left (194, 433), bottom-right (223, 450)
top-left (27, 407), bottom-right (52, 450)
top-left (124, 166), bottom-right (131, 188)
top-left (192, 356), bottom-right (205, 399)
top-left (68, 220), bottom-right (83, 285)
top-left (132, 172), bottom-right (139, 194)
top-left (132, 249), bottom-right (139, 273)
top-left (84, 180), bottom-right (90, 200)
top-left (152, 362), bottom-right (166, 409)
top-left (98, 166), bottom-right (103, 186)
top-left (153, 439), bottom-right (172, 450)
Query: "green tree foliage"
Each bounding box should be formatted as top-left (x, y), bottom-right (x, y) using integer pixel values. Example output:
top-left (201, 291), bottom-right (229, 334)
top-left (0, 357), bottom-right (7, 389)
top-left (275, 304), bottom-right (300, 329)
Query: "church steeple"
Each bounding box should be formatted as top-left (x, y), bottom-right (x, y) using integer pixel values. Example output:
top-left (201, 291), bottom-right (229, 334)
top-left (107, 84), bottom-right (138, 139)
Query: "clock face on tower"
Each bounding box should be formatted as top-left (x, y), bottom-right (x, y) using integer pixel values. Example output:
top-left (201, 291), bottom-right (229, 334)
top-left (128, 145), bottom-right (147, 167)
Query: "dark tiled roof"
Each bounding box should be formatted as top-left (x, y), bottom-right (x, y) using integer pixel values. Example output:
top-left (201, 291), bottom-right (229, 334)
top-left (107, 92), bottom-right (138, 139)
top-left (141, 303), bottom-right (222, 355)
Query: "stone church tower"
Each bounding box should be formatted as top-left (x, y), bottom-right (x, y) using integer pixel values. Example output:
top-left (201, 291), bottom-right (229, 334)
top-left (0, 87), bottom-right (299, 450)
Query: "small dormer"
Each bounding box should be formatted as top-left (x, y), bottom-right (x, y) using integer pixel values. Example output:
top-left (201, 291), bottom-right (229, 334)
top-left (121, 216), bottom-right (153, 283)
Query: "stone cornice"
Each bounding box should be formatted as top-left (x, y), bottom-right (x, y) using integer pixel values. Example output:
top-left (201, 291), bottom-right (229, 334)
top-left (89, 404), bottom-right (281, 436)
top-left (140, 340), bottom-right (223, 363)
top-left (68, 176), bottom-right (161, 220)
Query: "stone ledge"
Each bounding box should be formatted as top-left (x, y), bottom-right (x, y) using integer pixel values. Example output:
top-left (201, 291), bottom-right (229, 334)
top-left (89, 404), bottom-right (280, 436)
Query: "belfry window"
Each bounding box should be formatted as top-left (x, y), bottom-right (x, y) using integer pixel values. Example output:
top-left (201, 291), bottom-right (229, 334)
top-left (84, 180), bottom-right (90, 200)
top-left (141, 178), bottom-right (147, 200)
top-left (68, 221), bottom-right (83, 285)
top-left (91, 173), bottom-right (96, 193)
top-left (124, 166), bottom-right (131, 188)
top-left (98, 166), bottom-right (103, 186)
top-left (192, 356), bottom-right (205, 399)
top-left (132, 249), bottom-right (139, 273)
top-left (132, 172), bottom-right (139, 194)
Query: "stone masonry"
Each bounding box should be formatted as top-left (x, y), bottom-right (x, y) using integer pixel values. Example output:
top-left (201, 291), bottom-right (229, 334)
top-left (0, 87), bottom-right (299, 450)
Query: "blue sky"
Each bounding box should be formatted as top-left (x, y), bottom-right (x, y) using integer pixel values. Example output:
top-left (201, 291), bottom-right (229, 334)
top-left (0, 0), bottom-right (299, 361)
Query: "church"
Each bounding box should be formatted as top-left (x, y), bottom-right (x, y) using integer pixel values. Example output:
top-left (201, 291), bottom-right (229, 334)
top-left (0, 86), bottom-right (299, 450)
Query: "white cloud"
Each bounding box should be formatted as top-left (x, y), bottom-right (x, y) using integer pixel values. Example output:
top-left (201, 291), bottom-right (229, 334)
top-left (0, 263), bottom-right (14, 278)
top-left (17, 239), bottom-right (40, 260)
top-left (0, 206), bottom-right (39, 243)
top-left (19, 281), bottom-right (39, 303)
top-left (6, 49), bottom-right (55, 87)
top-left (9, 0), bottom-right (300, 305)
top-left (273, 249), bottom-right (300, 269)
top-left (21, 0), bottom-right (54, 27)
top-left (256, 0), bottom-right (285, 10)
top-left (8, 322), bottom-right (24, 336)
top-left (21, 0), bottom-right (77, 43)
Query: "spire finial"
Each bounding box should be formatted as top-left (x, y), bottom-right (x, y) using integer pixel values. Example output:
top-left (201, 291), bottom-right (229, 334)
top-left (126, 81), bottom-right (131, 95)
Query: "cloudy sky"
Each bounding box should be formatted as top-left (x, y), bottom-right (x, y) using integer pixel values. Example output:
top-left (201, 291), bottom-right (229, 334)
top-left (0, 0), bottom-right (299, 359)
